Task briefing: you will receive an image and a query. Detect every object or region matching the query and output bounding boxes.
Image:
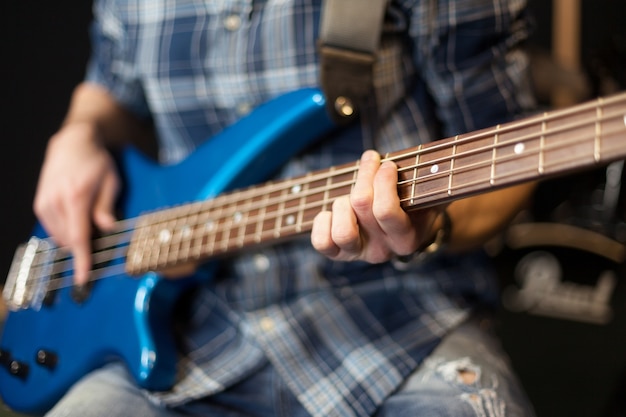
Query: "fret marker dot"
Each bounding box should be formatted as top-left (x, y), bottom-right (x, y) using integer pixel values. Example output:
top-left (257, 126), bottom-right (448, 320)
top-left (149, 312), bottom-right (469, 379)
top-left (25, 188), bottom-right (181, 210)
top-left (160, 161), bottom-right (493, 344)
top-left (514, 143), bottom-right (525, 155)
top-left (286, 215), bottom-right (295, 225)
top-left (291, 184), bottom-right (302, 194)
top-left (158, 229), bottom-right (172, 244)
top-left (430, 164), bottom-right (439, 174)
top-left (205, 221), bottom-right (216, 231)
top-left (181, 225), bottom-right (192, 239)
top-left (234, 212), bottom-right (243, 223)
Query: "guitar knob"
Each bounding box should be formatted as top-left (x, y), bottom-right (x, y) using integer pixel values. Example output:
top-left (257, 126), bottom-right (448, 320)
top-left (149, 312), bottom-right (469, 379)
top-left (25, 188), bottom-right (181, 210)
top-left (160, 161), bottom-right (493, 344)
top-left (0, 350), bottom-right (28, 379)
top-left (8, 360), bottom-right (29, 379)
top-left (35, 349), bottom-right (58, 369)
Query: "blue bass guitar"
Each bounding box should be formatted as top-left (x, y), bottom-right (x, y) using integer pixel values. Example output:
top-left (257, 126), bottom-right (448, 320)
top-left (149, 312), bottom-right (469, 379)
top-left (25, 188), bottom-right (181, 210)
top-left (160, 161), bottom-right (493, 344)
top-left (2, 88), bottom-right (626, 414)
top-left (0, 89), bottom-right (335, 414)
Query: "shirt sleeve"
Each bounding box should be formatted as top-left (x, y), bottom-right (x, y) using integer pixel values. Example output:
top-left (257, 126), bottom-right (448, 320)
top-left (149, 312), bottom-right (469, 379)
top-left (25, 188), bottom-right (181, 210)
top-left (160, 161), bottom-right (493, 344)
top-left (409, 0), bottom-right (536, 137)
top-left (85, 0), bottom-right (151, 119)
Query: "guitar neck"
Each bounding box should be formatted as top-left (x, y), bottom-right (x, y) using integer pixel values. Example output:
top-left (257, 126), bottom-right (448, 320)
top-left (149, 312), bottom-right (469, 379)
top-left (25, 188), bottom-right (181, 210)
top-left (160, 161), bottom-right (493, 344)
top-left (126, 92), bottom-right (626, 275)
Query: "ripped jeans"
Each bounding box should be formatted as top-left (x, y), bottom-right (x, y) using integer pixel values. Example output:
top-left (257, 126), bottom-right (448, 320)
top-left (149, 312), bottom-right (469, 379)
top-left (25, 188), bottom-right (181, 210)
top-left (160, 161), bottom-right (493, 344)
top-left (375, 315), bottom-right (535, 417)
top-left (45, 317), bottom-right (535, 417)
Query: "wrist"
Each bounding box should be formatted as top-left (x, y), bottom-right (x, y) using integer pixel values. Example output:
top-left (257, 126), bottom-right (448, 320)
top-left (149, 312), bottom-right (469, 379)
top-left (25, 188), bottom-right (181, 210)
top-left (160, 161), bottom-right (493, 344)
top-left (421, 208), bottom-right (452, 255)
top-left (394, 209), bottom-right (452, 266)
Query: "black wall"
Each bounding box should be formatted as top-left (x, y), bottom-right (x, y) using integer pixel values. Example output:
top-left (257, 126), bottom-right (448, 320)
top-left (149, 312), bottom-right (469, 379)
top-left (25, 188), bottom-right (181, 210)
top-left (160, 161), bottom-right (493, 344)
top-left (1, 2), bottom-right (92, 278)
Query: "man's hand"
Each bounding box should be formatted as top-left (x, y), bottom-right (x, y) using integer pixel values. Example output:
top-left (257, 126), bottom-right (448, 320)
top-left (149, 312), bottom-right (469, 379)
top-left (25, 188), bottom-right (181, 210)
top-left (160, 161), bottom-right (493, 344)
top-left (311, 150), bottom-right (441, 263)
top-left (33, 122), bottom-right (120, 286)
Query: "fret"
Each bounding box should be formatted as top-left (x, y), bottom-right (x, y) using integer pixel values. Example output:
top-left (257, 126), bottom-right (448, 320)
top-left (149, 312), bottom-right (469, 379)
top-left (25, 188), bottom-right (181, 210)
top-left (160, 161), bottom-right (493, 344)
top-left (272, 186), bottom-right (288, 238)
top-left (539, 115), bottom-right (547, 174)
top-left (162, 214), bottom-right (183, 268)
top-left (203, 199), bottom-right (223, 257)
top-left (127, 219), bottom-right (148, 274)
top-left (259, 186), bottom-right (281, 241)
top-left (141, 222), bottom-right (157, 271)
top-left (190, 203), bottom-right (207, 259)
top-left (149, 217), bottom-right (170, 270)
top-left (179, 214), bottom-right (196, 262)
top-left (411, 145), bottom-right (420, 205)
top-left (595, 99), bottom-right (603, 162)
top-left (408, 138), bottom-right (454, 206)
top-left (322, 167), bottom-right (333, 212)
top-left (165, 209), bottom-right (182, 267)
top-left (254, 185), bottom-right (271, 243)
top-left (281, 182), bottom-right (302, 234)
top-left (235, 194), bottom-right (254, 249)
top-left (222, 201), bottom-right (242, 252)
top-left (234, 186), bottom-right (265, 249)
top-left (598, 99), bottom-right (626, 159)
top-left (491, 125), bottom-right (499, 185)
top-left (171, 204), bottom-right (195, 265)
top-left (302, 174), bottom-right (329, 230)
top-left (295, 176), bottom-right (310, 233)
top-left (394, 146), bottom-right (419, 207)
top-left (141, 218), bottom-right (159, 270)
top-left (448, 135), bottom-right (458, 196)
top-left (192, 202), bottom-right (211, 260)
top-left (236, 191), bottom-right (259, 247)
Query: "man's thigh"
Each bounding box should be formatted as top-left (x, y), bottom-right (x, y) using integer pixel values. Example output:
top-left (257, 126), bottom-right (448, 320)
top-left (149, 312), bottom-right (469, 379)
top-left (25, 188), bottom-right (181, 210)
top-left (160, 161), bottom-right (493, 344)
top-left (45, 362), bottom-right (182, 417)
top-left (45, 360), bottom-right (308, 417)
top-left (377, 317), bottom-right (536, 417)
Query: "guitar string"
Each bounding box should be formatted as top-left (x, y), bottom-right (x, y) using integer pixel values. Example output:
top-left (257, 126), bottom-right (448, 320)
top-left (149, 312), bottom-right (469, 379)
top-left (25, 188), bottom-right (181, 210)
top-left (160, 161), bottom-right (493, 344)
top-left (127, 108), bottom-right (626, 255)
top-left (23, 117), bottom-right (624, 292)
top-left (12, 227), bottom-right (137, 296)
top-left (9, 104), bottom-right (626, 297)
top-left (160, 114), bottom-right (626, 261)
top-left (140, 104), bottom-right (626, 227)
top-left (107, 106), bottom-right (626, 274)
top-left (15, 107), bottom-right (626, 286)
top-left (18, 104), bottom-right (626, 270)
top-left (107, 93), bottom-right (626, 243)
top-left (129, 106), bottom-right (625, 234)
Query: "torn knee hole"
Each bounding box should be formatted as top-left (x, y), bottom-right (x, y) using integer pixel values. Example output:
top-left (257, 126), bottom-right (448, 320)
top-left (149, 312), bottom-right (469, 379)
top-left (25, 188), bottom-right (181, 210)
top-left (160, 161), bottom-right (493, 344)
top-left (457, 368), bottom-right (477, 384)
top-left (436, 357), bottom-right (481, 385)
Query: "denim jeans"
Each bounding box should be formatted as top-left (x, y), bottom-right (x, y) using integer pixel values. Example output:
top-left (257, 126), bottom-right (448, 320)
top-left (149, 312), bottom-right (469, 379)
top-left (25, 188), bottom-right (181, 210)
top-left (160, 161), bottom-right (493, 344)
top-left (45, 317), bottom-right (535, 417)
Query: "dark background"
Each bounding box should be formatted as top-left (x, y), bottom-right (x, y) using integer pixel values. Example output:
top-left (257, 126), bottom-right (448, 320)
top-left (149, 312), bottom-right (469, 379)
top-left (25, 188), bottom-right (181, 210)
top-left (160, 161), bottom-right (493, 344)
top-left (1, 1), bottom-right (626, 416)
top-left (1, 1), bottom-right (93, 277)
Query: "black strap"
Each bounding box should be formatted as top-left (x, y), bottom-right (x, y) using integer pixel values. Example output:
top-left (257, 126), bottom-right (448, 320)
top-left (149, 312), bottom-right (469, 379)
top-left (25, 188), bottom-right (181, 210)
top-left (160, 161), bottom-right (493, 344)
top-left (318, 0), bottom-right (388, 125)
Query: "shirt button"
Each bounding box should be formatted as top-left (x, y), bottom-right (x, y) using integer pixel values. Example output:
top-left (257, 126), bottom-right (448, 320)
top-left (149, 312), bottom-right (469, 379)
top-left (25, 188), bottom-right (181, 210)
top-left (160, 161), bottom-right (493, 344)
top-left (253, 254), bottom-right (270, 272)
top-left (237, 102), bottom-right (252, 115)
top-left (260, 317), bottom-right (275, 332)
top-left (224, 14), bottom-right (242, 31)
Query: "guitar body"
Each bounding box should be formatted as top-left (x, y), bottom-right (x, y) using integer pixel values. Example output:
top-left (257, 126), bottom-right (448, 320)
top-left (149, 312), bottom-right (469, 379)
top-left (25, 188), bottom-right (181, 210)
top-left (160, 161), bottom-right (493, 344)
top-left (0, 88), bottom-right (334, 414)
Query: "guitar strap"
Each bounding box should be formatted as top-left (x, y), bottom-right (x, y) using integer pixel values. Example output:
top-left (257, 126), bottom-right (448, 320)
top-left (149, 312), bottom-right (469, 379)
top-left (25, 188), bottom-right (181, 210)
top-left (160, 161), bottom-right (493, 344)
top-left (318, 0), bottom-right (389, 126)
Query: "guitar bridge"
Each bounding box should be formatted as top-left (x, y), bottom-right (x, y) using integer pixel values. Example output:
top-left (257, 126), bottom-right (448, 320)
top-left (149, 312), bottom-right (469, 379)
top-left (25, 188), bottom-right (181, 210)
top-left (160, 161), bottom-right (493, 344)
top-left (3, 237), bottom-right (54, 311)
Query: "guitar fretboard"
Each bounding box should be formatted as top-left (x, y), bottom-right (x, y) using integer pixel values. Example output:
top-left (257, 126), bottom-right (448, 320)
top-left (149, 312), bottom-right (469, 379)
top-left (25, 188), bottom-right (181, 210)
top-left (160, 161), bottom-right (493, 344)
top-left (126, 93), bottom-right (626, 275)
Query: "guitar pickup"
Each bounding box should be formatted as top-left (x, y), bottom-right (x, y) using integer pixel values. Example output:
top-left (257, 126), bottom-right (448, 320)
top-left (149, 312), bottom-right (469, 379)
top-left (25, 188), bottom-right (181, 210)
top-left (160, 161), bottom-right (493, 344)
top-left (3, 236), bottom-right (54, 311)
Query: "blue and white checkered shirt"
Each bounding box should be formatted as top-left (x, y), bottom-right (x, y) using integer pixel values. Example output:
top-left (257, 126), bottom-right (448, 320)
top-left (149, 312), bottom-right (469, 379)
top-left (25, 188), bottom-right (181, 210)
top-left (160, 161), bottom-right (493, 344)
top-left (87, 0), bottom-right (534, 415)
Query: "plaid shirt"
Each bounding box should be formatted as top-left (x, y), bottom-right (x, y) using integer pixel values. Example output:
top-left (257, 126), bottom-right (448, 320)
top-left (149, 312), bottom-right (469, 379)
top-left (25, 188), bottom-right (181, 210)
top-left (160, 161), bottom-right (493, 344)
top-left (87, 0), bottom-right (534, 415)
